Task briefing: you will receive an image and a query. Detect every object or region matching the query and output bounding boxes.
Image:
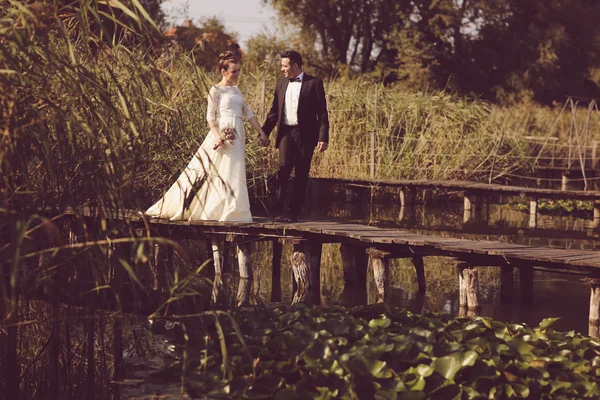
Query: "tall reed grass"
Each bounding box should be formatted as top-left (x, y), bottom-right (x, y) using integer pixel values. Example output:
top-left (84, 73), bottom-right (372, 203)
top-left (3, 1), bottom-right (600, 397)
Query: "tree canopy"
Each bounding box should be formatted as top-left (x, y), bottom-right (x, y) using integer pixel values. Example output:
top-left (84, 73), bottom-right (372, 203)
top-left (264, 0), bottom-right (600, 104)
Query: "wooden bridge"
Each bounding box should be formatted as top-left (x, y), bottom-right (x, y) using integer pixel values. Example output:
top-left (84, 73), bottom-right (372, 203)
top-left (61, 203), bottom-right (600, 338)
top-left (308, 177), bottom-right (600, 228)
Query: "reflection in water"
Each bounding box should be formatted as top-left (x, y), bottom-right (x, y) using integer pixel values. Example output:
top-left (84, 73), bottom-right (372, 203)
top-left (4, 182), bottom-right (598, 397)
top-left (0, 301), bottom-right (149, 400)
top-left (250, 181), bottom-right (597, 334)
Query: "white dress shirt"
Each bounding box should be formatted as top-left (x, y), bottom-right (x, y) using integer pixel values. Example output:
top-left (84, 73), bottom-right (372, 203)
top-left (283, 71), bottom-right (304, 126)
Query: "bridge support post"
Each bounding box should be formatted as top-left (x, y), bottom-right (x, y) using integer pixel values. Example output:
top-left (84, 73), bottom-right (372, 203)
top-left (367, 248), bottom-right (390, 303)
top-left (211, 235), bottom-right (227, 276)
top-left (340, 243), bottom-right (368, 306)
top-left (412, 255), bottom-right (426, 293)
top-left (236, 278), bottom-right (251, 307)
top-left (586, 277), bottom-right (600, 339)
top-left (593, 201), bottom-right (600, 227)
top-left (519, 265), bottom-right (534, 303)
top-left (500, 266), bottom-right (514, 303)
top-left (210, 235), bottom-right (232, 303)
top-left (271, 240), bottom-right (283, 302)
top-left (561, 173), bottom-right (568, 191)
top-left (463, 193), bottom-right (473, 223)
top-left (154, 242), bottom-right (173, 293)
top-left (399, 186), bottom-right (413, 207)
top-left (341, 243), bottom-right (368, 288)
top-left (592, 140), bottom-right (599, 170)
top-left (290, 239), bottom-right (322, 305)
top-left (529, 199), bottom-right (538, 228)
top-left (235, 237), bottom-right (252, 279)
top-left (457, 261), bottom-right (480, 317)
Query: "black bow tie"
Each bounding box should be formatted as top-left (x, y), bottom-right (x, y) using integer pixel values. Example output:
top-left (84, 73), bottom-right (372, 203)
top-left (289, 77), bottom-right (301, 83)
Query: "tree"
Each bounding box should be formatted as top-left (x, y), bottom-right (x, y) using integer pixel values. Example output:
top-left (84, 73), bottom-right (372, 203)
top-left (265, 0), bottom-right (600, 103)
top-left (462, 0), bottom-right (600, 103)
top-left (389, 0), bottom-right (600, 103)
top-left (244, 32), bottom-right (289, 71)
top-left (164, 17), bottom-right (243, 71)
top-left (264, 0), bottom-right (406, 74)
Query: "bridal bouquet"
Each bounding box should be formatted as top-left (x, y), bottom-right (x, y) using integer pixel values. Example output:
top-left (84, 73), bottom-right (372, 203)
top-left (213, 127), bottom-right (237, 150)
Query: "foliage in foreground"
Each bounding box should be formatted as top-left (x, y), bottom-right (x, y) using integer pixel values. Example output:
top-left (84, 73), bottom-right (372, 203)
top-left (134, 304), bottom-right (600, 399)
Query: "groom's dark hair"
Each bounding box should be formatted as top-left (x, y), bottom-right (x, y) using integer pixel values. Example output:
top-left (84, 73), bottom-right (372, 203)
top-left (281, 49), bottom-right (302, 68)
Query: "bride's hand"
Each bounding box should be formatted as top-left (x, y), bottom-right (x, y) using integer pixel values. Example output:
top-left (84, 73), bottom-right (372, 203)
top-left (258, 134), bottom-right (270, 147)
top-left (213, 138), bottom-right (224, 150)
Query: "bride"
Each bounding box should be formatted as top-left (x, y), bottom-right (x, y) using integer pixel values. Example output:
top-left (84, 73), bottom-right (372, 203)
top-left (145, 51), bottom-right (269, 222)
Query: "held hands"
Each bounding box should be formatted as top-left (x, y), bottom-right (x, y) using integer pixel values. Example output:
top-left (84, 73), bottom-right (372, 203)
top-left (258, 134), bottom-right (270, 147)
top-left (317, 141), bottom-right (328, 152)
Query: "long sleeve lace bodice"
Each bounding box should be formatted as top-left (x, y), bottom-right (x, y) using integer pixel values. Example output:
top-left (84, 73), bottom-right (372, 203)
top-left (206, 85), bottom-right (255, 122)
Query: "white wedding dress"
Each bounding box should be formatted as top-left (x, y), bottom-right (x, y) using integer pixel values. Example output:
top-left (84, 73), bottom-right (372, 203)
top-left (145, 85), bottom-right (254, 222)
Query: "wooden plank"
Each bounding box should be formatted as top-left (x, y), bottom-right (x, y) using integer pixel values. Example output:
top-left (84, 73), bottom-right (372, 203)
top-left (570, 258), bottom-right (600, 268)
top-left (45, 205), bottom-right (600, 274)
top-left (311, 178), bottom-right (600, 201)
top-left (555, 254), bottom-right (600, 263)
top-left (347, 230), bottom-right (402, 240)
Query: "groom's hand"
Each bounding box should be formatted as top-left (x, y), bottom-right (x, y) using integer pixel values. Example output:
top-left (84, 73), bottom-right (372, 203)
top-left (317, 142), bottom-right (328, 152)
top-left (258, 136), bottom-right (270, 147)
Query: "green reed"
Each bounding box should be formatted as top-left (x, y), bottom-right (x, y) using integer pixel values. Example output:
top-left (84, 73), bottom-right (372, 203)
top-left (3, 1), bottom-right (600, 397)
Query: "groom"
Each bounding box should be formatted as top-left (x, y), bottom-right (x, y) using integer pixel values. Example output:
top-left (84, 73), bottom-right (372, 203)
top-left (261, 49), bottom-right (330, 222)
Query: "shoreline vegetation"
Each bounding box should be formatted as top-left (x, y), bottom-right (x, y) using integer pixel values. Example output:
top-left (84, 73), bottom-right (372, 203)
top-left (2, 2), bottom-right (600, 398)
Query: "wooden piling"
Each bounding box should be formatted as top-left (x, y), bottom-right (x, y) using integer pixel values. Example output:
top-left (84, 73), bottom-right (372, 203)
top-left (236, 238), bottom-right (252, 279)
top-left (341, 243), bottom-right (366, 287)
top-left (211, 235), bottom-right (226, 275)
top-left (366, 248), bottom-right (390, 303)
top-left (291, 248), bottom-right (310, 305)
top-left (154, 242), bottom-right (173, 293)
top-left (211, 274), bottom-right (226, 304)
top-left (500, 266), bottom-right (514, 303)
top-left (310, 179), bottom-right (320, 209)
top-left (592, 140), bottom-right (599, 170)
top-left (290, 240), bottom-right (322, 305)
top-left (398, 205), bottom-right (405, 222)
top-left (271, 240), bottom-right (282, 302)
top-left (463, 193), bottom-right (473, 223)
top-left (594, 201), bottom-right (600, 221)
top-left (519, 265), bottom-right (534, 303)
top-left (236, 278), bottom-right (251, 307)
top-left (457, 261), bottom-right (480, 314)
top-left (529, 199), bottom-right (538, 229)
top-left (586, 277), bottom-right (600, 338)
top-left (307, 241), bottom-right (323, 301)
top-left (561, 173), bottom-right (568, 191)
top-left (412, 255), bottom-right (426, 293)
top-left (399, 187), bottom-right (412, 207)
top-left (464, 193), bottom-right (473, 212)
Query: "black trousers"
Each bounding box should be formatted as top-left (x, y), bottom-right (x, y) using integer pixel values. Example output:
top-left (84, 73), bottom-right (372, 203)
top-left (276, 125), bottom-right (314, 216)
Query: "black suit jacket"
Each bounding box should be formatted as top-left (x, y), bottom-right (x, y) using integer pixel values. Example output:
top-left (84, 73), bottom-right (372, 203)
top-left (262, 73), bottom-right (329, 149)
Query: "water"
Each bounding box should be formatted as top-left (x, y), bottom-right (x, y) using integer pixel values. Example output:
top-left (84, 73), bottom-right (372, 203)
top-left (246, 181), bottom-right (599, 335)
top-left (2, 181), bottom-right (599, 398)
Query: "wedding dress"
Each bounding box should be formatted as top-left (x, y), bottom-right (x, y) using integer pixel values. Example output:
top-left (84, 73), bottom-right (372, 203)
top-left (145, 85), bottom-right (254, 222)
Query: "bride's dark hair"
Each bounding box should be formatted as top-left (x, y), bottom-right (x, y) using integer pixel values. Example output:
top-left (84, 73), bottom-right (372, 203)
top-left (218, 51), bottom-right (238, 71)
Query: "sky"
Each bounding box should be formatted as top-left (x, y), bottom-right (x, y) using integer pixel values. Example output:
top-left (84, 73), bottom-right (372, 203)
top-left (161, 0), bottom-right (279, 47)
